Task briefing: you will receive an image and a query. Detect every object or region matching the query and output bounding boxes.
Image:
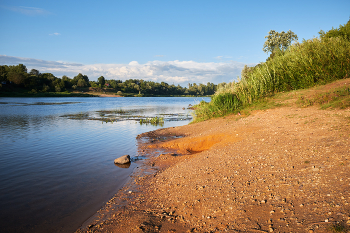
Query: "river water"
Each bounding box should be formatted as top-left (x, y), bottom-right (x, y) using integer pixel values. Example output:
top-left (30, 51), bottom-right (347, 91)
top-left (0, 97), bottom-right (210, 233)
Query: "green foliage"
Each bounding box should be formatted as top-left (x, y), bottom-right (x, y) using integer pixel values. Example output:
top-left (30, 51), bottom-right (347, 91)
top-left (42, 84), bottom-right (50, 92)
top-left (7, 72), bottom-right (26, 85)
top-left (241, 65), bottom-right (254, 80)
top-left (98, 76), bottom-right (105, 86)
top-left (73, 73), bottom-right (90, 87)
top-left (319, 19), bottom-right (350, 41)
top-left (139, 116), bottom-right (164, 126)
top-left (1, 65), bottom-right (217, 97)
top-left (1, 62), bottom-right (217, 96)
top-left (55, 85), bottom-right (61, 92)
top-left (263, 30), bottom-right (298, 54)
top-left (195, 21), bottom-right (350, 122)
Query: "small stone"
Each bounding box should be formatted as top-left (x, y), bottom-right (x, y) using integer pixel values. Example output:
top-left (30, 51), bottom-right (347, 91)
top-left (269, 227), bottom-right (274, 232)
top-left (325, 219), bottom-right (329, 222)
top-left (114, 155), bottom-right (131, 164)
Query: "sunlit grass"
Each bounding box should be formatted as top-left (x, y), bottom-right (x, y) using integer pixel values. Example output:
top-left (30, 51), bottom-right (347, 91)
top-left (194, 37), bottom-right (350, 122)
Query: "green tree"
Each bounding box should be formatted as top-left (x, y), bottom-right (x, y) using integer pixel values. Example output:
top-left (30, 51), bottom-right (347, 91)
top-left (263, 30), bottom-right (298, 54)
top-left (73, 73), bottom-right (90, 87)
top-left (62, 75), bottom-right (72, 89)
top-left (77, 79), bottom-right (88, 87)
top-left (0, 65), bottom-right (8, 83)
top-left (98, 76), bottom-right (105, 87)
top-left (7, 64), bottom-right (28, 85)
top-left (319, 19), bottom-right (350, 41)
top-left (29, 69), bottom-right (40, 76)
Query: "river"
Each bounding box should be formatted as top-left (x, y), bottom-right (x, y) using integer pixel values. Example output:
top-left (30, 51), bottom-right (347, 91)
top-left (0, 97), bottom-right (210, 233)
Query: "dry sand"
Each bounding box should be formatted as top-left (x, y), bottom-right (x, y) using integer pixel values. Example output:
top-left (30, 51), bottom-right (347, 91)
top-left (77, 80), bottom-right (350, 233)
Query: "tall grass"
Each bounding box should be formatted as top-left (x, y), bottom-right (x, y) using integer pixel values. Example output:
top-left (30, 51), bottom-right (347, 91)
top-left (195, 37), bottom-right (350, 122)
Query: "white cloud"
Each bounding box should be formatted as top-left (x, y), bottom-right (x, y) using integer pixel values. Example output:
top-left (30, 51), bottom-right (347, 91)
top-left (2, 6), bottom-right (51, 16)
top-left (0, 55), bottom-right (254, 86)
top-left (214, 55), bottom-right (233, 60)
top-left (49, 32), bottom-right (60, 36)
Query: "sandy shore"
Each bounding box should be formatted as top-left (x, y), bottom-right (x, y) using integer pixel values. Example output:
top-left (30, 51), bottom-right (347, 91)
top-left (97, 94), bottom-right (122, 97)
top-left (77, 80), bottom-right (350, 233)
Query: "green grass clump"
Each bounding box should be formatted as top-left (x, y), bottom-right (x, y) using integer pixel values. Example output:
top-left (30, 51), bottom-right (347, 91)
top-left (139, 116), bottom-right (164, 126)
top-left (195, 36), bottom-right (350, 122)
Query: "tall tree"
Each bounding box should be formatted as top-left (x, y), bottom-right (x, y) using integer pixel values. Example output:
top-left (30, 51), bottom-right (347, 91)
top-left (7, 64), bottom-right (28, 85)
top-left (98, 76), bottom-right (105, 86)
top-left (263, 30), bottom-right (298, 54)
top-left (73, 73), bottom-right (90, 87)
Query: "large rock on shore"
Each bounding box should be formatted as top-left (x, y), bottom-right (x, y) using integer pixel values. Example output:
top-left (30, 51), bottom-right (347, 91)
top-left (114, 155), bottom-right (130, 164)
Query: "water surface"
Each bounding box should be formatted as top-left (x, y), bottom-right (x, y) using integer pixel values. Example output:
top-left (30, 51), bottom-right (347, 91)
top-left (0, 97), bottom-right (209, 233)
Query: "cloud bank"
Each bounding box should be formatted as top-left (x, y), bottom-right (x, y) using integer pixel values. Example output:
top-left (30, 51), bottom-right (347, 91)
top-left (0, 55), bottom-right (252, 86)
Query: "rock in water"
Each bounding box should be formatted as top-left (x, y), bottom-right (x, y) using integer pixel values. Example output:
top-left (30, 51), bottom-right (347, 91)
top-left (114, 155), bottom-right (130, 164)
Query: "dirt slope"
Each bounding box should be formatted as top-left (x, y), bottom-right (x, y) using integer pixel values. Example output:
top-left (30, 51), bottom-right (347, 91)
top-left (77, 79), bottom-right (350, 233)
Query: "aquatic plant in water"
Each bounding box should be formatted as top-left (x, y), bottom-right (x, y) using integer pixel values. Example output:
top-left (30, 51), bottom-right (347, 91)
top-left (139, 116), bottom-right (164, 126)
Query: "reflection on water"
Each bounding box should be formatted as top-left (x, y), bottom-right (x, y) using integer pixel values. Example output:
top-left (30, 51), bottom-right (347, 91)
top-left (115, 163), bottom-right (131, 168)
top-left (0, 97), bottom-right (210, 233)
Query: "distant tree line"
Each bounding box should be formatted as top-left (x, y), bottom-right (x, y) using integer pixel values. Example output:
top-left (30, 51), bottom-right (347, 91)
top-left (0, 64), bottom-right (217, 96)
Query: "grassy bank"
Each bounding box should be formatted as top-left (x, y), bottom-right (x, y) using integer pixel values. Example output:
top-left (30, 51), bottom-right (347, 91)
top-left (194, 22), bottom-right (350, 122)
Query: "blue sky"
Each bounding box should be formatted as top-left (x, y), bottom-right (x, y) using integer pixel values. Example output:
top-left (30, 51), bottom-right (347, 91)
top-left (0, 0), bottom-right (349, 86)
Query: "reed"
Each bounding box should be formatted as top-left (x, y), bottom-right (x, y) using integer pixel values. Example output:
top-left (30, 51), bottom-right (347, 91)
top-left (195, 36), bottom-right (350, 122)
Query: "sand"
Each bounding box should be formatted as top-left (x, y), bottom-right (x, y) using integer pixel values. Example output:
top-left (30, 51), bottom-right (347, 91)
top-left (77, 79), bottom-right (350, 233)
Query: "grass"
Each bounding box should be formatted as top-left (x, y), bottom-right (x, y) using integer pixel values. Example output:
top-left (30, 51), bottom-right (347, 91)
top-left (194, 36), bottom-right (350, 122)
top-left (139, 116), bottom-right (164, 126)
top-left (329, 221), bottom-right (348, 232)
top-left (297, 85), bottom-right (350, 109)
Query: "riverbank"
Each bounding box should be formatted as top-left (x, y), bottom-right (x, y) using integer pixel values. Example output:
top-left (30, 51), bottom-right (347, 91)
top-left (77, 80), bottom-right (350, 233)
